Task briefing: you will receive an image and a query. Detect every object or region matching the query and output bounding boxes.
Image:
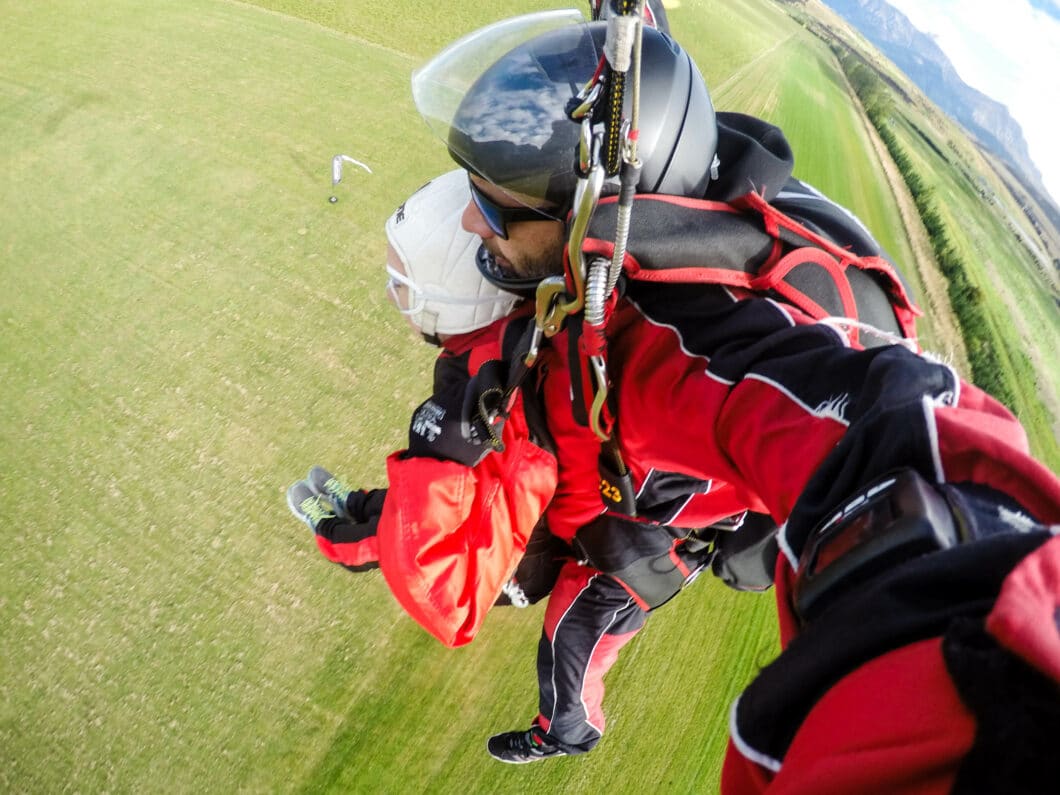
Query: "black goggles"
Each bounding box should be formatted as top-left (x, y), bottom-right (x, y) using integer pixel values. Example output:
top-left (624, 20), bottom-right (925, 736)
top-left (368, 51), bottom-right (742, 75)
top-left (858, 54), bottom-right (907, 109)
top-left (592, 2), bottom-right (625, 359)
top-left (467, 176), bottom-right (558, 240)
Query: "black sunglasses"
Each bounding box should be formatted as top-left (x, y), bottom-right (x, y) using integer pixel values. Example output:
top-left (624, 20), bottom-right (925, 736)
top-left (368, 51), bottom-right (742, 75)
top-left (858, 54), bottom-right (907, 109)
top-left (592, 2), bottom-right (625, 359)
top-left (467, 176), bottom-right (558, 240)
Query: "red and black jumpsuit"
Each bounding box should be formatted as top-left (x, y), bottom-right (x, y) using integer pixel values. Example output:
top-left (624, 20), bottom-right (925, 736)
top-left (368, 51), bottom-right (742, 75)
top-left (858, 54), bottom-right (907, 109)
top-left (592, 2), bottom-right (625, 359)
top-left (311, 279), bottom-right (1060, 784)
top-left (527, 276), bottom-right (1060, 765)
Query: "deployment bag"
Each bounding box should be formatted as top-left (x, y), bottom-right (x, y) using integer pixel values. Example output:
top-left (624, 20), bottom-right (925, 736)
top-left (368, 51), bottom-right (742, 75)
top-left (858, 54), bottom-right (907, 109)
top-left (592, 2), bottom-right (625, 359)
top-left (580, 176), bottom-right (920, 347)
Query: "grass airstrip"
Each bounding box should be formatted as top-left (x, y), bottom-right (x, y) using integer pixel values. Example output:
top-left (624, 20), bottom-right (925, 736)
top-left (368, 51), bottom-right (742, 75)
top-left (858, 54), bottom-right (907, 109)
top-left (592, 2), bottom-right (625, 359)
top-left (2, 1), bottom-right (1055, 792)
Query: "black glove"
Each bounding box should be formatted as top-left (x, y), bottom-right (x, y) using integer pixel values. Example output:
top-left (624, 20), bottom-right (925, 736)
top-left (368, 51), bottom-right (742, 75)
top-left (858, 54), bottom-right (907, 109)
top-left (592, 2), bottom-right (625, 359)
top-left (511, 521), bottom-right (571, 604)
top-left (406, 360), bottom-right (508, 467)
top-left (711, 512), bottom-right (779, 592)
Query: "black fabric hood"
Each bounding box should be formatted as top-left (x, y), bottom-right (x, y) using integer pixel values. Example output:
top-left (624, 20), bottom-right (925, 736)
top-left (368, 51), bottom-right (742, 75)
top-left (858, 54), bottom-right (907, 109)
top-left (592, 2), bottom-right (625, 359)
top-left (707, 112), bottom-right (795, 202)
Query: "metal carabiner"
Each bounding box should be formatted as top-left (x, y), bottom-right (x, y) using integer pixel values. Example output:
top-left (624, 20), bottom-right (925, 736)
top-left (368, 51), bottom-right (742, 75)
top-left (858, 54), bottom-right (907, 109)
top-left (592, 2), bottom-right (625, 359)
top-left (533, 277), bottom-right (571, 343)
top-left (559, 162), bottom-right (605, 317)
top-left (588, 354), bottom-right (612, 441)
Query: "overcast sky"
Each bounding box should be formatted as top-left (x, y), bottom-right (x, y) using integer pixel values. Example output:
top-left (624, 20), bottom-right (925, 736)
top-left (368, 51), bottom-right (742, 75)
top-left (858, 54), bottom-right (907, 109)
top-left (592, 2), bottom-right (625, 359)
top-left (882, 0), bottom-right (1060, 205)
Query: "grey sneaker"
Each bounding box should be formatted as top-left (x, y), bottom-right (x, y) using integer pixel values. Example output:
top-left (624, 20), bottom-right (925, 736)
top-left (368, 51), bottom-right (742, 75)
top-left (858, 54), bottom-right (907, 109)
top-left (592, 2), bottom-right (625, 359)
top-left (306, 466), bottom-right (352, 518)
top-left (486, 728), bottom-right (567, 764)
top-left (286, 480), bottom-right (336, 532)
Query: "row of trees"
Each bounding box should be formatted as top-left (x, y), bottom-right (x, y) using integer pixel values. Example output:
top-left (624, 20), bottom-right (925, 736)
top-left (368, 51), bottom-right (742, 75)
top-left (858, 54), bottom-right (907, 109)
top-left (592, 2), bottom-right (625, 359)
top-left (835, 47), bottom-right (1019, 409)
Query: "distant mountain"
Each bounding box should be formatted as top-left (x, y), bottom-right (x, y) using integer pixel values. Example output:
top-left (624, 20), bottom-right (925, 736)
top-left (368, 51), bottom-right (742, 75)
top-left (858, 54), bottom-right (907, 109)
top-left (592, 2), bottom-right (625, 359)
top-left (819, 0), bottom-right (1045, 192)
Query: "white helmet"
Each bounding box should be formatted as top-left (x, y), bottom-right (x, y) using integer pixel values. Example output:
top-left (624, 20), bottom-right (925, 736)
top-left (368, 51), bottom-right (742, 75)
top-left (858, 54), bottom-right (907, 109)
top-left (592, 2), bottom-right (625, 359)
top-left (385, 169), bottom-right (520, 337)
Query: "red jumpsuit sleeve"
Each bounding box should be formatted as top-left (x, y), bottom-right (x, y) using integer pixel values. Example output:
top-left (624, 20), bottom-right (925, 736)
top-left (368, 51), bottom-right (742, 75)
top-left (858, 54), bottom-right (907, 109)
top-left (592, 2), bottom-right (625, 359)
top-left (720, 538), bottom-right (1060, 795)
top-left (601, 294), bottom-right (1060, 544)
top-left (588, 290), bottom-right (1060, 794)
top-left (376, 397), bottom-right (558, 647)
top-left (719, 636), bottom-right (976, 795)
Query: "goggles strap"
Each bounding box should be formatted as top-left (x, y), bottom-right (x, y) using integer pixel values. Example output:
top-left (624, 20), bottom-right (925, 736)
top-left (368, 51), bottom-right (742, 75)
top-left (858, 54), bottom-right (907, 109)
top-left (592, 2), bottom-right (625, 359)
top-left (386, 264), bottom-right (516, 311)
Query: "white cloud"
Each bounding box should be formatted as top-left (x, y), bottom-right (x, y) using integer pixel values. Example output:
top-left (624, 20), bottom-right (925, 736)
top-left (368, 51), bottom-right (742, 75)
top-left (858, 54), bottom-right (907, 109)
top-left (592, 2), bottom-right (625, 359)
top-left (885, 0), bottom-right (1060, 203)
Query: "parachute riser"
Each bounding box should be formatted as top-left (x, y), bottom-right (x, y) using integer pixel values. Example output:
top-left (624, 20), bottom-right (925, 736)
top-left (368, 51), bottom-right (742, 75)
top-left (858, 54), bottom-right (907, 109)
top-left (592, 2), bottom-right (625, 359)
top-left (530, 1), bottom-right (646, 447)
top-left (587, 1), bottom-right (645, 442)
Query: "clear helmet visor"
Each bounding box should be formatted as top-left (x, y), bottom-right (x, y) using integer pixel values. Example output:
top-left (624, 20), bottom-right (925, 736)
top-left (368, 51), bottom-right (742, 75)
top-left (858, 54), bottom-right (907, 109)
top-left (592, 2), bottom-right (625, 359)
top-left (412, 10), bottom-right (597, 214)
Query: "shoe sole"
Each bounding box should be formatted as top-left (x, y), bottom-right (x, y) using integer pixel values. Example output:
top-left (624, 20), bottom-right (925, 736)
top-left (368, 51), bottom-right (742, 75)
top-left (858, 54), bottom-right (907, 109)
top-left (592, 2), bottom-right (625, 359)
top-left (485, 739), bottom-right (565, 764)
top-left (486, 746), bottom-right (536, 764)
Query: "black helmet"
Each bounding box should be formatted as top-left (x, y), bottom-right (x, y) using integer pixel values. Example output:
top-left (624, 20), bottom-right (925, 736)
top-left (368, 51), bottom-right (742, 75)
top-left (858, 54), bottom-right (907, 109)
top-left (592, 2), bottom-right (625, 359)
top-left (412, 11), bottom-right (718, 215)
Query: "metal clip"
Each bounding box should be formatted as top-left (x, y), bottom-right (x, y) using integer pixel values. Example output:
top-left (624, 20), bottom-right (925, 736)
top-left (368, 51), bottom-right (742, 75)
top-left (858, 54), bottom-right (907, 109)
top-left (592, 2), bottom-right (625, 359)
top-left (588, 354), bottom-right (611, 441)
top-left (569, 81), bottom-right (602, 122)
top-left (524, 324), bottom-right (544, 369)
top-left (577, 116), bottom-right (595, 175)
top-left (533, 277), bottom-right (571, 342)
top-left (560, 163), bottom-right (605, 317)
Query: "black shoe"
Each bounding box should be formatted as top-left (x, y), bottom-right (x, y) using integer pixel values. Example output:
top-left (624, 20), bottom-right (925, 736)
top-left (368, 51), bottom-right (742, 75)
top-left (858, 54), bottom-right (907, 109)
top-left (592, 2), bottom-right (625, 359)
top-left (486, 728), bottom-right (567, 764)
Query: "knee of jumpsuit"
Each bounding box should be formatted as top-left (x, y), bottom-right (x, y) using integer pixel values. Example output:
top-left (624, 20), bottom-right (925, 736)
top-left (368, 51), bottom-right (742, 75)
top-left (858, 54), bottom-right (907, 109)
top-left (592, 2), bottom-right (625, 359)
top-left (314, 516), bottom-right (380, 570)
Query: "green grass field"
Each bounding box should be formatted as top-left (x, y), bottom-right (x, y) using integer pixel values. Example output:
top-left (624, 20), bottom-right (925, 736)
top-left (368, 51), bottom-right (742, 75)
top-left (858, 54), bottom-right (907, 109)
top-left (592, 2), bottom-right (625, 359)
top-left (801, 4), bottom-right (1060, 466)
top-left (2, 1), bottom-right (1055, 792)
top-left (886, 107), bottom-right (1060, 467)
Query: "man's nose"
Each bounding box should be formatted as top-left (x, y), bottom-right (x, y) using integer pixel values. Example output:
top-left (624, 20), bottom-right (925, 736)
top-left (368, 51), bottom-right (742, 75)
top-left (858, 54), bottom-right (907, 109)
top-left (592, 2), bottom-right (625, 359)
top-left (462, 200), bottom-right (495, 239)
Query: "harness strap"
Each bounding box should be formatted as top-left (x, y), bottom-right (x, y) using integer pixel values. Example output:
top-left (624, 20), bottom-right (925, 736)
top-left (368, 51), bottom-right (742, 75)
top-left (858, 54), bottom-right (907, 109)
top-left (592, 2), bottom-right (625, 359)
top-left (739, 191), bottom-right (919, 338)
top-left (561, 305), bottom-right (636, 515)
top-left (599, 436), bottom-right (636, 516)
top-left (753, 245), bottom-right (862, 345)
